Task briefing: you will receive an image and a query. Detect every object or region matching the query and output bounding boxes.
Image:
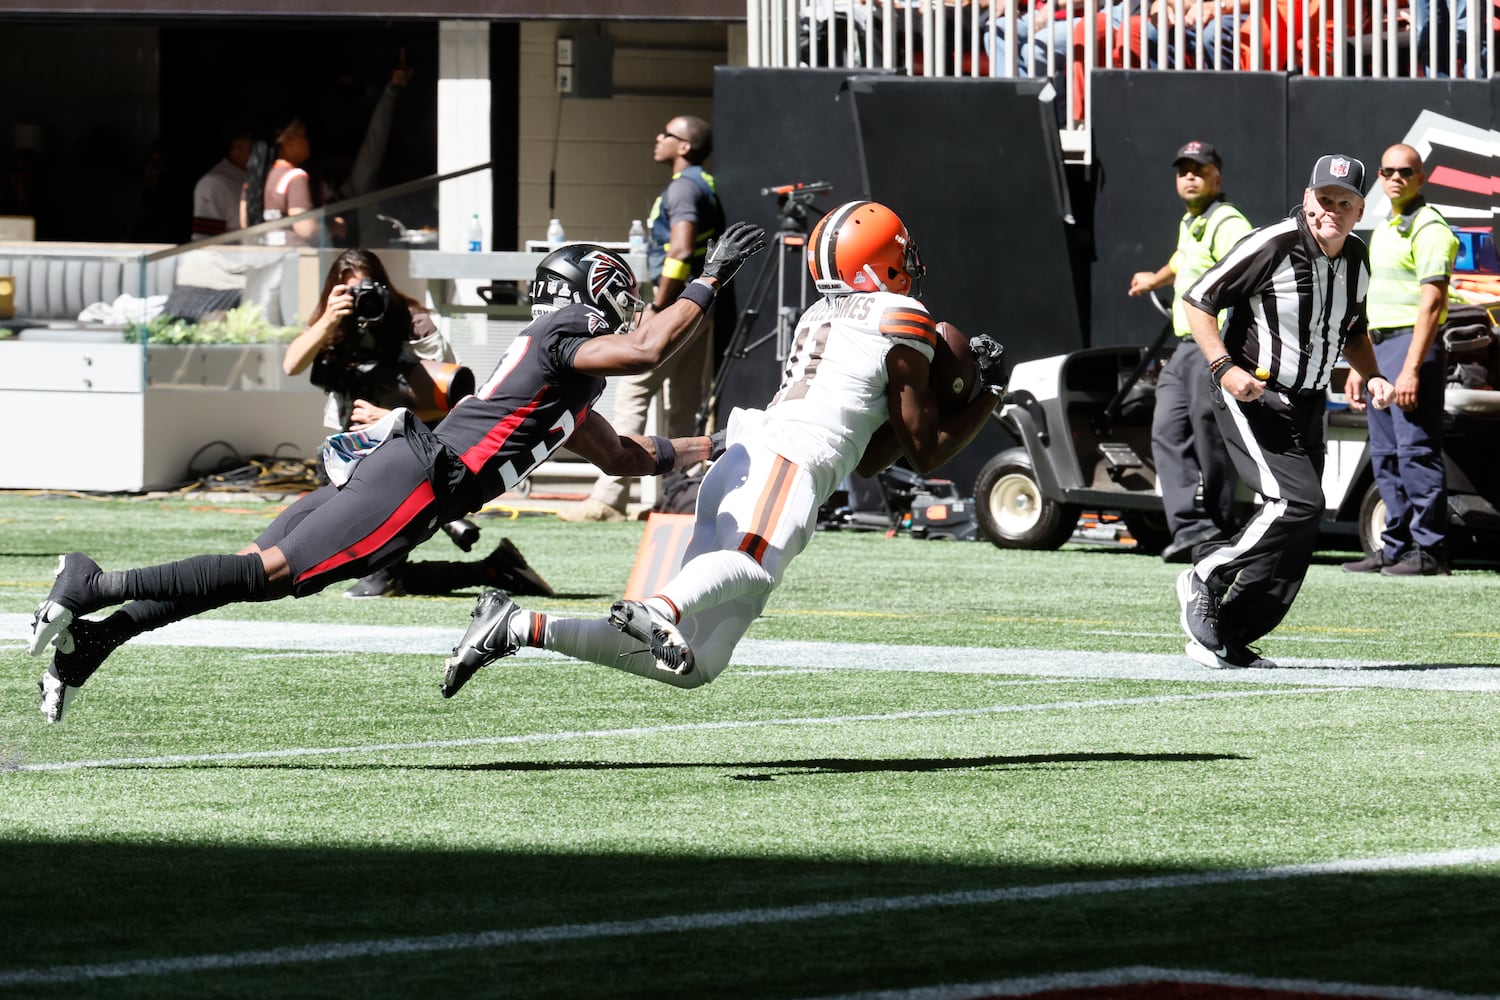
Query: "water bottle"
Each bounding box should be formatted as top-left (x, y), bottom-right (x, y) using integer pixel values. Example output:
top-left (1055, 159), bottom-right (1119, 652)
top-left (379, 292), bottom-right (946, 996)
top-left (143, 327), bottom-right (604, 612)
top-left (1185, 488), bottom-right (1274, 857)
top-left (547, 218), bottom-right (566, 245)
top-left (628, 219), bottom-right (647, 255)
top-left (466, 213), bottom-right (483, 253)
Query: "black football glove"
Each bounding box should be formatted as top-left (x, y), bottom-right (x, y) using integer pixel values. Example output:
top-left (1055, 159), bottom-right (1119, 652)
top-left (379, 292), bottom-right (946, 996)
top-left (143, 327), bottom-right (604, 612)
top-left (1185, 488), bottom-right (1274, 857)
top-left (708, 428), bottom-right (727, 461)
top-left (970, 334), bottom-right (1008, 397)
top-left (700, 221), bottom-right (768, 286)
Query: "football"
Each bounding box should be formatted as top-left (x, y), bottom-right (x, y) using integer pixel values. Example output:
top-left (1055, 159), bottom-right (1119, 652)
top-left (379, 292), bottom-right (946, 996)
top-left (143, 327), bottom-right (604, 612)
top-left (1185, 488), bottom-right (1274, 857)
top-left (930, 321), bottom-right (979, 412)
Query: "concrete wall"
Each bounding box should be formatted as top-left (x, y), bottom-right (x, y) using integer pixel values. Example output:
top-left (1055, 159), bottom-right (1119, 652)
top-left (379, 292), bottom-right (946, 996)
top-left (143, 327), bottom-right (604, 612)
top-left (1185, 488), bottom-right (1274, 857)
top-left (514, 21), bottom-right (738, 247)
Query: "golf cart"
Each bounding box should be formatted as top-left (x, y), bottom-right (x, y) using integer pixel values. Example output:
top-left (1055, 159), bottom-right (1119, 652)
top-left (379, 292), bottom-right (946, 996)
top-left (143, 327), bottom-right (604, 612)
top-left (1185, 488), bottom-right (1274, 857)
top-left (973, 296), bottom-right (1500, 556)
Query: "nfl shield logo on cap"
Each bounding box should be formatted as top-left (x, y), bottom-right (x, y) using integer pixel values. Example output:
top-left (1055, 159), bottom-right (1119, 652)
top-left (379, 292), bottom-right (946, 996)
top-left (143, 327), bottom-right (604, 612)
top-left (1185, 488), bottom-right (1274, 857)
top-left (1308, 153), bottom-right (1365, 197)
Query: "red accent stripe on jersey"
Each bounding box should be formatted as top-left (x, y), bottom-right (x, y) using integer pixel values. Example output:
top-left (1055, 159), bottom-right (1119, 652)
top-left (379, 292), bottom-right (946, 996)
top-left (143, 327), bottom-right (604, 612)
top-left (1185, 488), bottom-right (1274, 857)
top-left (295, 479), bottom-right (435, 585)
top-left (458, 389), bottom-right (546, 474)
top-left (738, 455), bottom-right (797, 563)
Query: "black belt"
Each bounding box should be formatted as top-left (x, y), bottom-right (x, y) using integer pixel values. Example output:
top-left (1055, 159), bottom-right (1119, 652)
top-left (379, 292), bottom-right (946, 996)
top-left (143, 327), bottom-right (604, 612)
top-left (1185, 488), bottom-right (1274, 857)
top-left (1369, 326), bottom-right (1414, 345)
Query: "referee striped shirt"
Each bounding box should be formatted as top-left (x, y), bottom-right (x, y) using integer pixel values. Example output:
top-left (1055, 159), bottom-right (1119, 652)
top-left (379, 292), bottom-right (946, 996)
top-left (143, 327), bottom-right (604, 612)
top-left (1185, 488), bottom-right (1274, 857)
top-left (1184, 213), bottom-right (1369, 392)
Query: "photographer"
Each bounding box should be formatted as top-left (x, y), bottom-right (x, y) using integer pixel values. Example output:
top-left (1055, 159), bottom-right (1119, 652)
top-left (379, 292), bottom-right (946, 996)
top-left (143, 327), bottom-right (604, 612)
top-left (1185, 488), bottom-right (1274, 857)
top-left (286, 249), bottom-right (552, 599)
top-left (285, 248), bottom-right (453, 433)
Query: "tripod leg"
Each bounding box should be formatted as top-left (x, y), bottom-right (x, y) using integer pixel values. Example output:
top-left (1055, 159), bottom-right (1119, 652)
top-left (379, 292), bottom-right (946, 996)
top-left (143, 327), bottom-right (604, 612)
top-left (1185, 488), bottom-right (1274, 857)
top-left (698, 240), bottom-right (781, 433)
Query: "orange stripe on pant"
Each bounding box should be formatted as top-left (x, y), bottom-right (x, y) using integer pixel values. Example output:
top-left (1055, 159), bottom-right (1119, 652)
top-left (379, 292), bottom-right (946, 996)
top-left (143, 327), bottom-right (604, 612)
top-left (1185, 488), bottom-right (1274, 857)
top-left (738, 455), bottom-right (797, 564)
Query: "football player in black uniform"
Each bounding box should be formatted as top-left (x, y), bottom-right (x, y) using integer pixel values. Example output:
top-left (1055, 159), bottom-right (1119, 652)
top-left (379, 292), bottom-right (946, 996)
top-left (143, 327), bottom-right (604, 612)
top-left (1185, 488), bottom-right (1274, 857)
top-left (26, 221), bottom-right (767, 724)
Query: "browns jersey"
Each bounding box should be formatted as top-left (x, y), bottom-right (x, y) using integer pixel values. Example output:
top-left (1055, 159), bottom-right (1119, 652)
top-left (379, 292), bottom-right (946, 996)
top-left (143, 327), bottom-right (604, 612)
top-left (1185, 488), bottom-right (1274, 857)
top-left (764, 290), bottom-right (937, 502)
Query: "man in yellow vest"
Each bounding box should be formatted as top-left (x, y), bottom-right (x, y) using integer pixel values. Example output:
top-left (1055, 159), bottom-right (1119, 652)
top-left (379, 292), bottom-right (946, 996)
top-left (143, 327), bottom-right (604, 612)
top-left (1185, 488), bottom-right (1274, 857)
top-left (1341, 143), bottom-right (1458, 576)
top-left (564, 115), bottom-right (725, 522)
top-left (1130, 141), bottom-right (1253, 563)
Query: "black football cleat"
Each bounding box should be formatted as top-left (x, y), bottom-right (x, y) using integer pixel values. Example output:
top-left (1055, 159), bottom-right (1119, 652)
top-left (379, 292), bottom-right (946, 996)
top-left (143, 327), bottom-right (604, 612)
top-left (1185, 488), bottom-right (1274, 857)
top-left (28, 552), bottom-right (106, 657)
top-left (38, 617), bottom-right (118, 724)
top-left (441, 590), bottom-right (521, 699)
top-left (609, 599), bottom-right (695, 676)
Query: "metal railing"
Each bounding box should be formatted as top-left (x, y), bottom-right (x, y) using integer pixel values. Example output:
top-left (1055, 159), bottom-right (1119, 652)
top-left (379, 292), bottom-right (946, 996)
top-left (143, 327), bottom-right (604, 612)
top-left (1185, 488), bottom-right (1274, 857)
top-left (747, 0), bottom-right (1493, 160)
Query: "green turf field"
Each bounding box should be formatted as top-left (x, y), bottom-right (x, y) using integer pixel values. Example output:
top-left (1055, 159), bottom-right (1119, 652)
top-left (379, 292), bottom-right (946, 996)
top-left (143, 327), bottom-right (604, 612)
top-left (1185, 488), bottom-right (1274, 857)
top-left (2, 492), bottom-right (1498, 998)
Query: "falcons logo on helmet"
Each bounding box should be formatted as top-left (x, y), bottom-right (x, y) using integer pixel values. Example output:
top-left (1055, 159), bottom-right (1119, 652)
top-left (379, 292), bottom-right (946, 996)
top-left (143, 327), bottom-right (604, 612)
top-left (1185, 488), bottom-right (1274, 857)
top-left (582, 250), bottom-right (634, 300)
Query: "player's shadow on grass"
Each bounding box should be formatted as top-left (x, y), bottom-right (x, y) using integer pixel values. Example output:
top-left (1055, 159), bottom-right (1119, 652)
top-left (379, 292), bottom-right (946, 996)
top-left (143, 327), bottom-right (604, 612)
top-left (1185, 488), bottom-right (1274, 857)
top-left (422, 750), bottom-right (1247, 781)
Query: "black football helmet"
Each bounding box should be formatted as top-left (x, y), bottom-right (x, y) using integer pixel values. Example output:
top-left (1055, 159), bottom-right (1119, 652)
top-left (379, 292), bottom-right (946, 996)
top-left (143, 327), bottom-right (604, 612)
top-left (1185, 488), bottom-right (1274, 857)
top-left (528, 243), bottom-right (644, 333)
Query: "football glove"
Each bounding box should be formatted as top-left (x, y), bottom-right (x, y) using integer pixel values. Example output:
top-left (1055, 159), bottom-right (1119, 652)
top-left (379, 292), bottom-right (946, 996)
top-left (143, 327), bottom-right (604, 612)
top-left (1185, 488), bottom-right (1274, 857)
top-left (970, 334), bottom-right (1008, 396)
top-left (701, 221), bottom-right (768, 286)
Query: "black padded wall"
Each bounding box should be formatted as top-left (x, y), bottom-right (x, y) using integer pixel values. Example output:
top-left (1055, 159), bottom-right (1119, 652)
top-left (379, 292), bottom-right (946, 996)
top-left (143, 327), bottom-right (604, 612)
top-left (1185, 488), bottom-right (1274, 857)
top-left (712, 67), bottom-right (877, 417)
top-left (1087, 70), bottom-right (1288, 349)
top-left (845, 75), bottom-right (1085, 363)
top-left (1285, 78), bottom-right (1491, 227)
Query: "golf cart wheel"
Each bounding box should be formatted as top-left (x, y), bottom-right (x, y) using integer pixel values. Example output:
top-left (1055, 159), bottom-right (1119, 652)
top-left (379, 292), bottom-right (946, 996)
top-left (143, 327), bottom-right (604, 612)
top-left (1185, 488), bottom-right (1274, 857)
top-left (1357, 481), bottom-right (1386, 555)
top-left (974, 448), bottom-right (1080, 550)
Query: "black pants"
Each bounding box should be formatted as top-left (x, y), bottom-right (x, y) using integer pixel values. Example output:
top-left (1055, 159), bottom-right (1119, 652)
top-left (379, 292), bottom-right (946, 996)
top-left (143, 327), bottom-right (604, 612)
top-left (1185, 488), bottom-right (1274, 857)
top-left (255, 438), bottom-right (462, 598)
top-left (1195, 387), bottom-right (1325, 646)
top-left (1151, 337), bottom-right (1239, 543)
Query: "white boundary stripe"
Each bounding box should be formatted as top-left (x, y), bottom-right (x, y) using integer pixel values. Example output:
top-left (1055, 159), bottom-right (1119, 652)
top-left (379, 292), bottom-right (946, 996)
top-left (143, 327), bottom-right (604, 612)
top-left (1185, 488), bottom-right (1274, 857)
top-left (807, 964), bottom-right (1500, 1000)
top-left (2, 846), bottom-right (1496, 987)
top-left (13, 687), bottom-right (1337, 772)
top-left (5, 614), bottom-right (1495, 692)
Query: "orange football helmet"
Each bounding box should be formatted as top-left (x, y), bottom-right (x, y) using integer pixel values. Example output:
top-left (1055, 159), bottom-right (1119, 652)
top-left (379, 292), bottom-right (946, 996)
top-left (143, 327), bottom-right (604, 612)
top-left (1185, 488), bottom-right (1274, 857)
top-left (806, 200), bottom-right (925, 296)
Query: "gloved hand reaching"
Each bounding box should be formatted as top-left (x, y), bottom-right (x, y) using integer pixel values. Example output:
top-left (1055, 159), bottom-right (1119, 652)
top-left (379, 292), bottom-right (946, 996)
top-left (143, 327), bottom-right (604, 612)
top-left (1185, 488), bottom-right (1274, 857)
top-left (969, 334), bottom-right (1008, 396)
top-left (701, 221), bottom-right (768, 285)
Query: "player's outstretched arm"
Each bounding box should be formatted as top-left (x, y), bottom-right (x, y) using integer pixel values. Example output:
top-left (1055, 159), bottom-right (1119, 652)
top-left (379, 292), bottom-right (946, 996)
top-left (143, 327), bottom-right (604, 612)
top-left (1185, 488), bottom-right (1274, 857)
top-left (573, 221), bottom-right (767, 378)
top-left (565, 410), bottom-right (713, 477)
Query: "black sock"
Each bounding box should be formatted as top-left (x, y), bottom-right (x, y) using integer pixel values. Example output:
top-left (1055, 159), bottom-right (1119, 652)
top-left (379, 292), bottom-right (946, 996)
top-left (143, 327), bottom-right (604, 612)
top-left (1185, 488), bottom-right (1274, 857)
top-left (89, 596), bottom-right (221, 650)
top-left (97, 553), bottom-right (270, 606)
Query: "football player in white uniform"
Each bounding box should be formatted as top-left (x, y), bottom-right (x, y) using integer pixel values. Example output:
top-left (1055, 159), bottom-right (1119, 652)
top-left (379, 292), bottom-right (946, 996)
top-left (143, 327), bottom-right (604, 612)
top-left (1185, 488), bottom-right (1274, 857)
top-left (439, 200), bottom-right (1006, 697)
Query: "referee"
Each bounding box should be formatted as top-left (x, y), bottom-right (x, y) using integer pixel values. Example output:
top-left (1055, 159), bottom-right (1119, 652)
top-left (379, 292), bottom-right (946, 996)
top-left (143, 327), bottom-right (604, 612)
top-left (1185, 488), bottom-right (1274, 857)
top-left (1174, 154), bottom-right (1396, 669)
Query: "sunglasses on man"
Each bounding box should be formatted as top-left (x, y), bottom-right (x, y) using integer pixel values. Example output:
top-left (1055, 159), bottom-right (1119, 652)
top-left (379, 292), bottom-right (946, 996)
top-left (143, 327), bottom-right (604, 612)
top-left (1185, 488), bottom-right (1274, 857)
top-left (1378, 166), bottom-right (1417, 178)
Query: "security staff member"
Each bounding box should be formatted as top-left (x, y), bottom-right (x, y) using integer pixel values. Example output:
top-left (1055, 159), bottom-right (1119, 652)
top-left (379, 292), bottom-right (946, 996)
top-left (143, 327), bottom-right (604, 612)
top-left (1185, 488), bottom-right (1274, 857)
top-left (566, 114), bottom-right (726, 522)
top-left (1130, 140), bottom-right (1253, 563)
top-left (1341, 143), bottom-right (1457, 577)
top-left (1175, 154), bottom-right (1396, 670)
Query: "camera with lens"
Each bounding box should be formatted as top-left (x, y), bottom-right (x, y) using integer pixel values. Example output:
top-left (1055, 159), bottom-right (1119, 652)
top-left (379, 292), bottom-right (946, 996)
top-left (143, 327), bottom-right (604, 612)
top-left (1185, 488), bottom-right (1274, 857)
top-left (309, 279), bottom-right (400, 399)
top-left (308, 278), bottom-right (475, 431)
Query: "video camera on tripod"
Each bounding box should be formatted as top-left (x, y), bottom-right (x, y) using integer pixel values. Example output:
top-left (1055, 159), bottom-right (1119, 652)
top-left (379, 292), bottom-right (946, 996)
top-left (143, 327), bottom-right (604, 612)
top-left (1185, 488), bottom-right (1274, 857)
top-left (696, 181), bottom-right (832, 434)
top-left (760, 180), bottom-right (834, 233)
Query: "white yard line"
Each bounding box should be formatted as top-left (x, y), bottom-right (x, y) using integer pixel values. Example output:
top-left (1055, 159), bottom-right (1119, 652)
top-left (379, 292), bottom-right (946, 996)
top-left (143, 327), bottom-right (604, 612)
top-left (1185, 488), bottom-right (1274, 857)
top-left (808, 964), bottom-right (1500, 1000)
top-left (4, 614), bottom-right (1496, 691)
top-left (1, 846), bottom-right (1496, 988)
top-left (11, 687), bottom-right (1339, 772)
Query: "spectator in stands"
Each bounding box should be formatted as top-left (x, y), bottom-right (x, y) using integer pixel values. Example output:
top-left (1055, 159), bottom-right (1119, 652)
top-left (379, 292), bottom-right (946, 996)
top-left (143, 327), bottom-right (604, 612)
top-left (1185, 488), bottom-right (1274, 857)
top-left (984, 0), bottom-right (1140, 78)
top-left (190, 119), bottom-right (253, 241)
top-left (1131, 140), bottom-right (1252, 564)
top-left (282, 247), bottom-right (555, 600)
top-left (1413, 0), bottom-right (1468, 76)
top-left (241, 115), bottom-right (318, 246)
top-left (1341, 143), bottom-right (1457, 576)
